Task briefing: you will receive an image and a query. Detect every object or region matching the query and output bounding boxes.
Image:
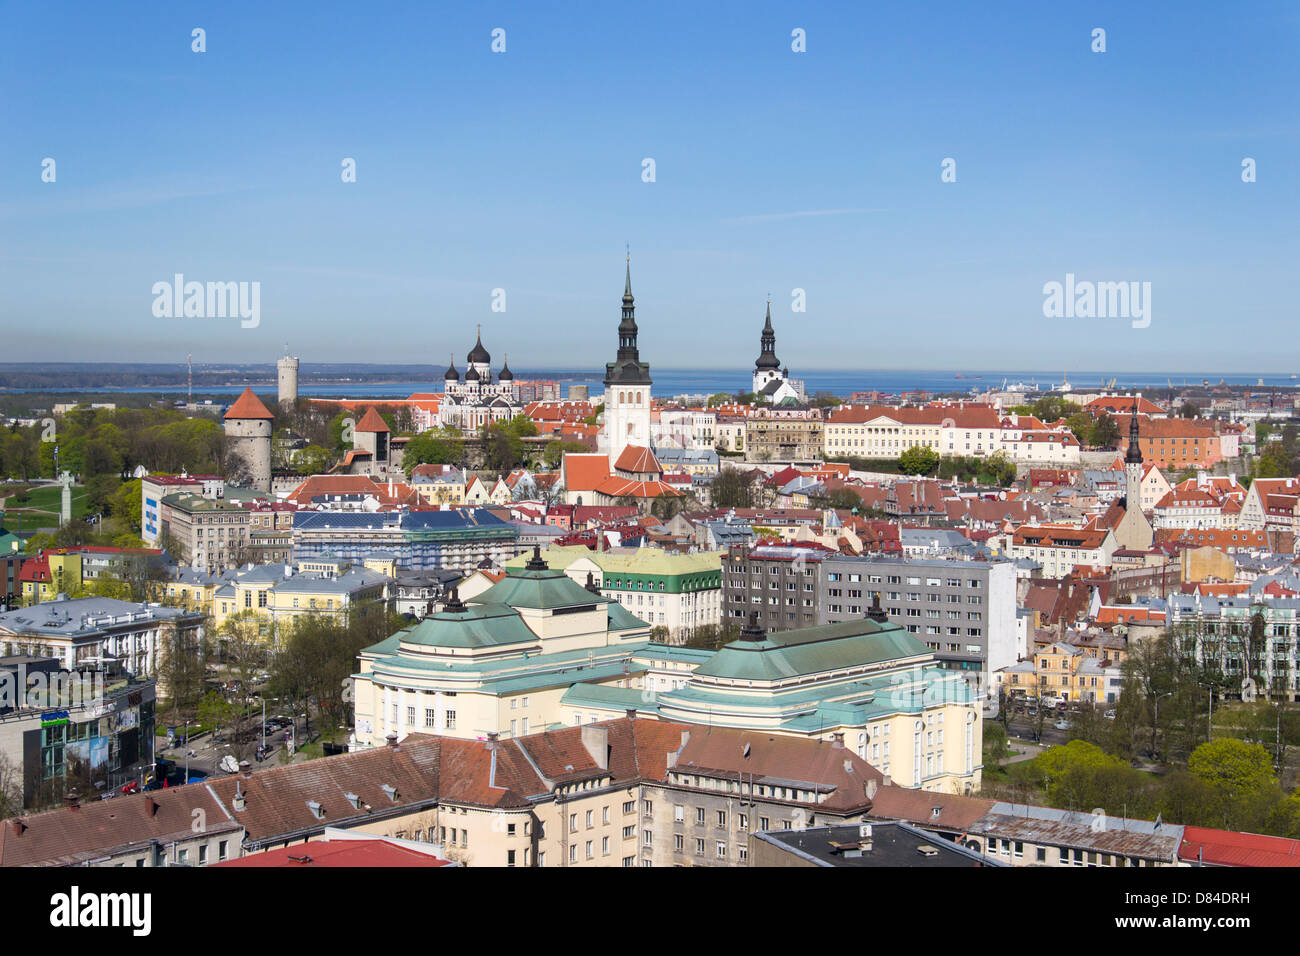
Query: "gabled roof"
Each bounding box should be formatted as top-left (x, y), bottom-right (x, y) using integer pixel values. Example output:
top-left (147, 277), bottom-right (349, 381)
top-left (224, 387), bottom-right (275, 420)
top-left (563, 453), bottom-right (611, 492)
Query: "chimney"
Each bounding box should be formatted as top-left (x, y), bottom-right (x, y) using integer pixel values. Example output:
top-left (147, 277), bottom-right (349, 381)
top-left (232, 783), bottom-right (245, 812)
top-left (882, 773), bottom-right (892, 788)
top-left (625, 708), bottom-right (637, 722)
top-left (865, 779), bottom-right (878, 800)
top-left (240, 761), bottom-right (252, 778)
top-left (830, 732), bottom-right (845, 750)
top-left (145, 796), bottom-right (159, 818)
top-left (580, 724), bottom-right (610, 770)
top-left (386, 732), bottom-right (399, 749)
top-left (64, 791), bottom-right (80, 810)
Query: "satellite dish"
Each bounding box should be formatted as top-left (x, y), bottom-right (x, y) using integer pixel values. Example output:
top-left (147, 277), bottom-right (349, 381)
top-left (220, 755), bottom-right (240, 774)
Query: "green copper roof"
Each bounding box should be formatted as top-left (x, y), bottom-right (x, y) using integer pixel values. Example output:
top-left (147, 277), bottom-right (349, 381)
top-left (561, 682), bottom-right (660, 713)
top-left (396, 602), bottom-right (539, 649)
top-left (475, 566), bottom-right (608, 610)
top-left (607, 601), bottom-right (650, 630)
top-left (692, 619), bottom-right (931, 683)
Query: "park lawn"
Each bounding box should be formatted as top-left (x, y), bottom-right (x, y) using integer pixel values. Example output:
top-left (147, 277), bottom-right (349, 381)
top-left (1, 483), bottom-right (90, 521)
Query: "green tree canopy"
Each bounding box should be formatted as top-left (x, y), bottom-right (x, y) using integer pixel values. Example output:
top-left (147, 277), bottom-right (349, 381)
top-left (898, 445), bottom-right (940, 476)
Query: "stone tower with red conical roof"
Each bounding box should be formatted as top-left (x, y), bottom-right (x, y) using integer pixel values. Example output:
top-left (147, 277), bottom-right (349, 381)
top-left (223, 387), bottom-right (275, 492)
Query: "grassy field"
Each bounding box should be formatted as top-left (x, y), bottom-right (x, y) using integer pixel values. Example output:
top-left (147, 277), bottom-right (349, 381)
top-left (0, 483), bottom-right (90, 525)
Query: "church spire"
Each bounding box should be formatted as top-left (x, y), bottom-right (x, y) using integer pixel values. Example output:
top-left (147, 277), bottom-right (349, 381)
top-left (617, 249), bottom-right (639, 360)
top-left (1126, 396), bottom-right (1143, 464)
top-left (755, 297), bottom-right (781, 370)
top-left (604, 250), bottom-right (652, 388)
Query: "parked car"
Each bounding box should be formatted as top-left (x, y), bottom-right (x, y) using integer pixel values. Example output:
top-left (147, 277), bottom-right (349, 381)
top-left (1054, 719), bottom-right (1070, 731)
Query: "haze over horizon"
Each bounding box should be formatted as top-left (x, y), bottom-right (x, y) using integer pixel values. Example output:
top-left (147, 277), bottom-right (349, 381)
top-left (2, 2), bottom-right (1297, 372)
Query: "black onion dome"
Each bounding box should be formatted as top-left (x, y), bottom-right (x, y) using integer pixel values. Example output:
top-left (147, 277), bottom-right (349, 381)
top-left (467, 333), bottom-right (491, 365)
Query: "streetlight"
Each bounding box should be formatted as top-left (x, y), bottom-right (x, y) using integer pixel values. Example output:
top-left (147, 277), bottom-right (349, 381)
top-left (183, 717), bottom-right (192, 784)
top-left (1151, 691), bottom-right (1174, 760)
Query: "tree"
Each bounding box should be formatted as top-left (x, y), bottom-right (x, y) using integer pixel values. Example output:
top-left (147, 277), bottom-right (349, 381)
top-left (813, 487), bottom-right (864, 512)
top-left (1033, 740), bottom-right (1145, 813)
top-left (1064, 412), bottom-right (1094, 445)
top-left (706, 393), bottom-right (732, 408)
top-left (1188, 738), bottom-right (1278, 829)
top-left (982, 451), bottom-right (1017, 487)
top-left (159, 619), bottom-right (208, 722)
top-left (1179, 402), bottom-right (1200, 419)
top-left (709, 468), bottom-right (761, 508)
top-left (543, 440), bottom-right (588, 469)
top-left (1089, 413), bottom-right (1121, 449)
top-left (1030, 396), bottom-right (1081, 423)
top-left (0, 753), bottom-right (23, 820)
top-left (403, 432), bottom-right (459, 474)
top-left (983, 723), bottom-right (1009, 770)
top-left (295, 444), bottom-right (333, 475)
top-left (898, 445), bottom-right (939, 476)
top-left (1254, 441), bottom-right (1294, 480)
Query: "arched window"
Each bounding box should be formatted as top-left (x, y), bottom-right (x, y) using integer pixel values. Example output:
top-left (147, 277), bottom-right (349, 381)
top-left (619, 392), bottom-right (625, 404)
top-left (635, 392), bottom-right (642, 404)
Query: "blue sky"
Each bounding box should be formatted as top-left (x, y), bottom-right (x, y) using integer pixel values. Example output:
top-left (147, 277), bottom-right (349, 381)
top-left (2, 1), bottom-right (1298, 374)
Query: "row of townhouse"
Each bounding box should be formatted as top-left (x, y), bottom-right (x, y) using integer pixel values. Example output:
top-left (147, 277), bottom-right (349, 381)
top-left (5, 714), bottom-right (1236, 869)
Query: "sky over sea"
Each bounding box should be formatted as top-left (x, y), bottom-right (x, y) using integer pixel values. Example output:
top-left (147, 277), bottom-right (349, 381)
top-left (2, 2), bottom-right (1297, 373)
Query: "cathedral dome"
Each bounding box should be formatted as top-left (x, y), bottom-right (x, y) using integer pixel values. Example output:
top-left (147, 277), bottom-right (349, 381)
top-left (464, 366), bottom-right (480, 382)
top-left (444, 359), bottom-right (460, 382)
top-left (467, 333), bottom-right (491, 366)
top-left (498, 358), bottom-right (514, 381)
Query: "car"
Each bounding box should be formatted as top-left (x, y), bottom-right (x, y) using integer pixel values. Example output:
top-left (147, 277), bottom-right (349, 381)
top-left (1054, 719), bottom-right (1070, 730)
top-left (1103, 709), bottom-right (1116, 719)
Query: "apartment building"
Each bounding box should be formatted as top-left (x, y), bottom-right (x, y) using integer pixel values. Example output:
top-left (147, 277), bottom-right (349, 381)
top-left (292, 509), bottom-right (520, 572)
top-left (1007, 525), bottom-right (1118, 578)
top-left (819, 555), bottom-right (1018, 682)
top-left (744, 413), bottom-right (824, 463)
top-left (721, 546), bottom-right (1017, 683)
top-left (158, 492), bottom-right (252, 572)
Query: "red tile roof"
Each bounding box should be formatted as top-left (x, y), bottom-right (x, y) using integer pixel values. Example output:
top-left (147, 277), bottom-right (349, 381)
top-left (217, 838), bottom-right (453, 867)
top-left (613, 444), bottom-right (661, 475)
top-left (224, 387), bottom-right (275, 420)
top-left (354, 407), bottom-right (391, 433)
top-left (562, 453), bottom-right (611, 492)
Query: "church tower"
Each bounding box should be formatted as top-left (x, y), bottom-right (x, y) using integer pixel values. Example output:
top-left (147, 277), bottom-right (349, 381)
top-left (753, 300), bottom-right (782, 394)
top-left (602, 253), bottom-right (652, 465)
top-left (1114, 395), bottom-right (1154, 551)
top-left (1125, 395), bottom-right (1144, 508)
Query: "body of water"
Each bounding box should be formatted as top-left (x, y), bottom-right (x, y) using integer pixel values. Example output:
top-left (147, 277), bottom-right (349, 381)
top-left (7, 368), bottom-right (1297, 399)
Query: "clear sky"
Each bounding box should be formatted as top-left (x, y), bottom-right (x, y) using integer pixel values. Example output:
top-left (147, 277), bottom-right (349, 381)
top-left (2, 1), bottom-right (1297, 374)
